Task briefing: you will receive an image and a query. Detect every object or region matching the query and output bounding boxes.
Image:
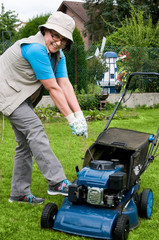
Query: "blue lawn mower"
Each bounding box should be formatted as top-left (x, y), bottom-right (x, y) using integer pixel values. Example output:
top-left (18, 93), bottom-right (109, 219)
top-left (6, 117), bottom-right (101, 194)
top-left (41, 72), bottom-right (159, 240)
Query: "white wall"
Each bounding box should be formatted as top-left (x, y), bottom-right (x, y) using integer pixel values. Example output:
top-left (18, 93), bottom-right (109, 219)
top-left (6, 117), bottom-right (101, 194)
top-left (107, 92), bottom-right (159, 108)
top-left (37, 96), bottom-right (55, 107)
top-left (37, 93), bottom-right (159, 109)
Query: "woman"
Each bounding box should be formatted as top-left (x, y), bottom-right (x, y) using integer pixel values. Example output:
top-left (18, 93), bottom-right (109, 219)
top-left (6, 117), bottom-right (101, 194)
top-left (0, 11), bottom-right (88, 204)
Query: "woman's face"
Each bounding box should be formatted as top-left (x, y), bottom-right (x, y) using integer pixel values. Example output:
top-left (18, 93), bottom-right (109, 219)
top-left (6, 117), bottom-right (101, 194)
top-left (44, 29), bottom-right (68, 53)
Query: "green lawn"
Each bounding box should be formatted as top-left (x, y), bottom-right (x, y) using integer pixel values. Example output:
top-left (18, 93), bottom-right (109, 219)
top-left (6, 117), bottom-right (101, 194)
top-left (0, 108), bottom-right (159, 240)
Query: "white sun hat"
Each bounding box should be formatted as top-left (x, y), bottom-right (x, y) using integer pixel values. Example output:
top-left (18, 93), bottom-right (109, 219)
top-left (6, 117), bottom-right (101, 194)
top-left (39, 11), bottom-right (75, 42)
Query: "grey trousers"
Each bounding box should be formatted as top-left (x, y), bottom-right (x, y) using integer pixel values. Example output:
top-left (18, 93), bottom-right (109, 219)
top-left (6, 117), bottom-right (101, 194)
top-left (7, 99), bottom-right (66, 196)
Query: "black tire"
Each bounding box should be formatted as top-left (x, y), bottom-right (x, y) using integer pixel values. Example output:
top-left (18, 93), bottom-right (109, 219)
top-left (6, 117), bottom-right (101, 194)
top-left (41, 203), bottom-right (58, 229)
top-left (114, 214), bottom-right (129, 240)
top-left (139, 188), bottom-right (153, 219)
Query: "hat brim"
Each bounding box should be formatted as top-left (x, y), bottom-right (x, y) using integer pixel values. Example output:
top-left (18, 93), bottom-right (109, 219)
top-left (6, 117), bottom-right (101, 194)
top-left (39, 23), bottom-right (73, 42)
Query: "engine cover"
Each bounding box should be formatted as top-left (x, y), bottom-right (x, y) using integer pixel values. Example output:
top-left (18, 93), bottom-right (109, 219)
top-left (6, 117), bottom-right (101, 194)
top-left (77, 161), bottom-right (123, 189)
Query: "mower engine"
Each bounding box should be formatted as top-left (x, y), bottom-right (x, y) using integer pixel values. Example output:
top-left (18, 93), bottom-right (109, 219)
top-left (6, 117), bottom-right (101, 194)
top-left (68, 160), bottom-right (127, 208)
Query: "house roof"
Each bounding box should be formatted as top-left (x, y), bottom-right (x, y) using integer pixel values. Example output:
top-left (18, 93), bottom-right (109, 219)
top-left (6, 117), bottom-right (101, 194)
top-left (57, 1), bottom-right (89, 22)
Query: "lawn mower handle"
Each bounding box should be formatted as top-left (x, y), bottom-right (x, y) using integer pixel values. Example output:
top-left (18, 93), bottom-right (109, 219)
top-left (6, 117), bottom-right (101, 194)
top-left (104, 72), bottom-right (159, 131)
top-left (125, 72), bottom-right (159, 90)
top-left (137, 127), bottom-right (159, 179)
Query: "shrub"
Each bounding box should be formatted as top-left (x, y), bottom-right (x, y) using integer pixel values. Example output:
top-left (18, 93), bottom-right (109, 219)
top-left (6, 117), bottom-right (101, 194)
top-left (77, 93), bottom-right (102, 110)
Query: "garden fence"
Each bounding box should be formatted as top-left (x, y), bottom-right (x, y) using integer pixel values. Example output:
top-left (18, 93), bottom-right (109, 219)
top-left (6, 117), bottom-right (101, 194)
top-left (0, 41), bottom-right (159, 93)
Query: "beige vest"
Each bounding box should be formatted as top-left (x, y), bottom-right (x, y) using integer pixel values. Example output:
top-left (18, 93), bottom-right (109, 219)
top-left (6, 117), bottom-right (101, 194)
top-left (0, 32), bottom-right (61, 116)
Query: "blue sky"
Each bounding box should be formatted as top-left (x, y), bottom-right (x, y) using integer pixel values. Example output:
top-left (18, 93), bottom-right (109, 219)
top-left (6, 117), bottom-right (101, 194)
top-left (1, 0), bottom-right (85, 22)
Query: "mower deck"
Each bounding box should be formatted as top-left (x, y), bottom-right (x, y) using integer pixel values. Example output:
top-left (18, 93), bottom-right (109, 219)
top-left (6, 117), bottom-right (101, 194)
top-left (53, 185), bottom-right (139, 239)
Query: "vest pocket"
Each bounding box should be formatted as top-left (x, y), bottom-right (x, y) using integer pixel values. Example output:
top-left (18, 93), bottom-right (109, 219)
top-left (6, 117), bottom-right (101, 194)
top-left (0, 79), bottom-right (21, 101)
top-left (0, 79), bottom-right (22, 114)
top-left (1, 78), bottom-right (21, 100)
top-left (6, 79), bottom-right (21, 92)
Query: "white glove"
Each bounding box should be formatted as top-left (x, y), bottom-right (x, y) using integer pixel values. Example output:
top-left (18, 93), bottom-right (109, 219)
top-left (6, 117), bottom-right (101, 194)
top-left (66, 112), bottom-right (88, 138)
top-left (69, 119), bottom-right (85, 136)
top-left (66, 113), bottom-right (85, 136)
top-left (74, 111), bottom-right (88, 138)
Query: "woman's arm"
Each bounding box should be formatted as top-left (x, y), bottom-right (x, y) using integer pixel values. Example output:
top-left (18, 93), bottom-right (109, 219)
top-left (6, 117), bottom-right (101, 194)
top-left (40, 78), bottom-right (72, 117)
top-left (57, 77), bottom-right (81, 112)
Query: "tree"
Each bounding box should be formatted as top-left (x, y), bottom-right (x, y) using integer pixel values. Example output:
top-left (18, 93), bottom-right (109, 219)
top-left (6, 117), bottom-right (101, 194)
top-left (83, 0), bottom-right (115, 41)
top-left (0, 3), bottom-right (19, 35)
top-left (83, 0), bottom-right (159, 42)
top-left (106, 7), bottom-right (159, 73)
top-left (132, 0), bottom-right (159, 25)
top-left (106, 6), bottom-right (159, 48)
top-left (115, 0), bottom-right (131, 23)
top-left (65, 27), bottom-right (88, 93)
top-left (17, 14), bottom-right (50, 39)
top-left (83, 0), bottom-right (133, 42)
top-left (87, 56), bottom-right (108, 93)
top-left (0, 3), bottom-right (19, 52)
